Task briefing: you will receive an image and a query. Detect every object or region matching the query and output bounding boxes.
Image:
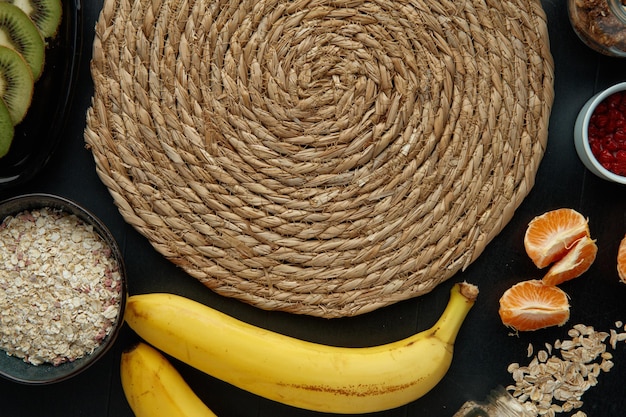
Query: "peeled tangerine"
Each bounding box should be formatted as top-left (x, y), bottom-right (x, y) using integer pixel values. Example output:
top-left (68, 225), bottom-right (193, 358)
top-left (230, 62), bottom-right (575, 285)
top-left (501, 209), bottom-right (598, 332)
top-left (618, 235), bottom-right (626, 284)
top-left (523, 208), bottom-right (590, 269)
top-left (499, 280), bottom-right (570, 332)
top-left (542, 235), bottom-right (598, 286)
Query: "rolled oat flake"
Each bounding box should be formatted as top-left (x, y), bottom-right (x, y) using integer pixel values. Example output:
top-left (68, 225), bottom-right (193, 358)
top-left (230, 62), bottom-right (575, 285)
top-left (0, 208), bottom-right (123, 366)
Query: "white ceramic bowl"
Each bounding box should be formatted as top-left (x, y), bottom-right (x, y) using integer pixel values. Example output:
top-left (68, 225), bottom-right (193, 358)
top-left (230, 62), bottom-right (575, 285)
top-left (574, 82), bottom-right (626, 184)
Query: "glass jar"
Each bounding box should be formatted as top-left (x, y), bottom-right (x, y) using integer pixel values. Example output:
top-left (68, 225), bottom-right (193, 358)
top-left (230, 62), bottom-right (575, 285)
top-left (568, 0), bottom-right (626, 57)
top-left (452, 387), bottom-right (533, 417)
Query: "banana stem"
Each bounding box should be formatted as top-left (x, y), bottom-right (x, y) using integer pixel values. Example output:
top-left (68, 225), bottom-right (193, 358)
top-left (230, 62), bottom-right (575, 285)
top-left (430, 282), bottom-right (478, 345)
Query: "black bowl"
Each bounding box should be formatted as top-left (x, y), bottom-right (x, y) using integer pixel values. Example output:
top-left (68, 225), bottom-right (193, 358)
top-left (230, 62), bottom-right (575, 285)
top-left (0, 193), bottom-right (126, 384)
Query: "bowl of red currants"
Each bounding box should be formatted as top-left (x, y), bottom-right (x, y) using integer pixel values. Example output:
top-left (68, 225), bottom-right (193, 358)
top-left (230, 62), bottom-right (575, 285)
top-left (574, 82), bottom-right (626, 184)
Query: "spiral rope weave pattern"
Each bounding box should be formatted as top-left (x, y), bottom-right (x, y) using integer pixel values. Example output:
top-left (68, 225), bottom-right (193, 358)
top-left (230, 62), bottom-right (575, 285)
top-left (85, 0), bottom-right (554, 317)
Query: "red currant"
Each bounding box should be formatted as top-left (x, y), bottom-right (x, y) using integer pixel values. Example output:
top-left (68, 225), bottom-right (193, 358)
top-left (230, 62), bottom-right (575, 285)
top-left (588, 90), bottom-right (626, 176)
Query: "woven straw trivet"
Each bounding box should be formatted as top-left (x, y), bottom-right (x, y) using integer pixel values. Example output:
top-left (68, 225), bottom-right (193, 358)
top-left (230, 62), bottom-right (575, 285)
top-left (85, 0), bottom-right (554, 318)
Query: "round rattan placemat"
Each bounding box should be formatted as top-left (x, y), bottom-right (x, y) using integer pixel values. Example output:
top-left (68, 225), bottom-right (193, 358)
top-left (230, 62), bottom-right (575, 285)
top-left (85, 0), bottom-right (554, 318)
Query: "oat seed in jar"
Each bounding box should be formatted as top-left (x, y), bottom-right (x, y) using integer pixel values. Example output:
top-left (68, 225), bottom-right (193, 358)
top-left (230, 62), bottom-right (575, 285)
top-left (568, 0), bottom-right (626, 57)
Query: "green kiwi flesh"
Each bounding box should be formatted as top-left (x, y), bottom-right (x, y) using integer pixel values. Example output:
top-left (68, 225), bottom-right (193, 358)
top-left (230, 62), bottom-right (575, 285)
top-left (0, 96), bottom-right (13, 157)
top-left (0, 2), bottom-right (44, 80)
top-left (5, 0), bottom-right (62, 39)
top-left (0, 44), bottom-right (33, 125)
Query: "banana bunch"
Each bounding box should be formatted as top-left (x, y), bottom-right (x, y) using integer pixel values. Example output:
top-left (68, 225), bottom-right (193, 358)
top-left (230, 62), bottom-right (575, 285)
top-left (123, 282), bottom-right (478, 414)
top-left (121, 342), bottom-right (217, 417)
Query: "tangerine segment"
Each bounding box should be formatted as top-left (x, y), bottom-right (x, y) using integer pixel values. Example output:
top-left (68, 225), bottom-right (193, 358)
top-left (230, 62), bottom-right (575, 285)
top-left (618, 235), bottom-right (626, 283)
top-left (524, 208), bottom-right (590, 269)
top-left (542, 236), bottom-right (598, 286)
top-left (498, 280), bottom-right (570, 332)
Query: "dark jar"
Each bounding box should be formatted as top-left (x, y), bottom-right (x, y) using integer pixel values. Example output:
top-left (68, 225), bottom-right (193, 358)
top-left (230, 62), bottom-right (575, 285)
top-left (568, 0), bottom-right (626, 57)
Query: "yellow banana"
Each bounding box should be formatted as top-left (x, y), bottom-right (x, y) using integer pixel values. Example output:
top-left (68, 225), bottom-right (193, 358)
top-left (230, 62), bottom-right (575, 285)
top-left (120, 342), bottom-right (217, 417)
top-left (124, 282), bottom-right (478, 414)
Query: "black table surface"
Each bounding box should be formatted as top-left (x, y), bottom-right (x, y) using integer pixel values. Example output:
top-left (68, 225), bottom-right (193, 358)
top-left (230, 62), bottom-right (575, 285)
top-left (1, 1), bottom-right (626, 416)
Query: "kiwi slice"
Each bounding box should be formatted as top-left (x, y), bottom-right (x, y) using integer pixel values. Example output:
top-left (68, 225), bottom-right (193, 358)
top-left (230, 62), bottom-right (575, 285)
top-left (4, 0), bottom-right (62, 39)
top-left (0, 2), bottom-right (45, 80)
top-left (0, 97), bottom-right (14, 157)
top-left (0, 44), bottom-right (33, 125)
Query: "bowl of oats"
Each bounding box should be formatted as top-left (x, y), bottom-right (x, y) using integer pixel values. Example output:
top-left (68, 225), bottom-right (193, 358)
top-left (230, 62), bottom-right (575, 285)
top-left (0, 193), bottom-right (126, 384)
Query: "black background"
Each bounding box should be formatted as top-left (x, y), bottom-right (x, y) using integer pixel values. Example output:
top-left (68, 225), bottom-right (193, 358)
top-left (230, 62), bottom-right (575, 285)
top-left (1, 0), bottom-right (626, 416)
